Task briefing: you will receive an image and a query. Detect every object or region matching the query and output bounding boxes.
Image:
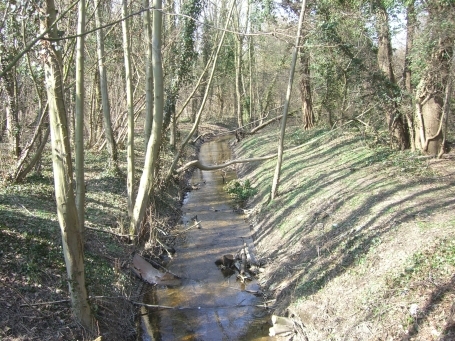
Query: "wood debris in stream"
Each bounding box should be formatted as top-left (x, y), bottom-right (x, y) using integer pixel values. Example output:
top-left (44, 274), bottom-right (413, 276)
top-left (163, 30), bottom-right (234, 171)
top-left (215, 242), bottom-right (265, 283)
top-left (131, 254), bottom-right (182, 287)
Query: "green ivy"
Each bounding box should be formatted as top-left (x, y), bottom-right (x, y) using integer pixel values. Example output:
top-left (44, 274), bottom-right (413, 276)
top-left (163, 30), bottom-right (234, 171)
top-left (224, 179), bottom-right (257, 203)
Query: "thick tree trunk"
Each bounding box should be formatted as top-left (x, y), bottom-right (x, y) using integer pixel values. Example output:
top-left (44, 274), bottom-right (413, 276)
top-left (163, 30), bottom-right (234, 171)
top-left (376, 2), bottom-right (409, 150)
top-left (39, 0), bottom-right (93, 330)
top-left (414, 2), bottom-right (454, 156)
top-left (122, 0), bottom-right (135, 217)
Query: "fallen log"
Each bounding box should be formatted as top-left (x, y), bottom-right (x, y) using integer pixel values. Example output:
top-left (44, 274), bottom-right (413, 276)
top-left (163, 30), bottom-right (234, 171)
top-left (131, 254), bottom-right (181, 286)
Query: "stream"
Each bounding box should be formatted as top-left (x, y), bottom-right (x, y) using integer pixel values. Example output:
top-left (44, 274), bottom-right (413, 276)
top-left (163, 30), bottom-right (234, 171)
top-left (141, 135), bottom-right (271, 340)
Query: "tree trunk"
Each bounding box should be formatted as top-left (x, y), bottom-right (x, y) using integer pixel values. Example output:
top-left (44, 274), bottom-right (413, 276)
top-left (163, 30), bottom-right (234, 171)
top-left (376, 2), bottom-right (409, 150)
top-left (75, 0), bottom-right (86, 234)
top-left (164, 0), bottom-right (235, 183)
top-left (271, 0), bottom-right (306, 200)
top-left (235, 22), bottom-right (244, 129)
top-left (130, 0), bottom-right (165, 239)
top-left (3, 68), bottom-right (20, 157)
top-left (414, 2), bottom-right (454, 156)
top-left (122, 0), bottom-right (135, 217)
top-left (143, 0), bottom-right (154, 147)
top-left (402, 1), bottom-right (416, 151)
top-left (13, 108), bottom-right (50, 183)
top-left (299, 49), bottom-right (314, 130)
top-left (39, 0), bottom-right (93, 330)
top-left (94, 0), bottom-right (118, 168)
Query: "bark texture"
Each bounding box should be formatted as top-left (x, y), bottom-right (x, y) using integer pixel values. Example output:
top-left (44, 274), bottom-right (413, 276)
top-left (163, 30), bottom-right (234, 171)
top-left (40, 0), bottom-right (93, 330)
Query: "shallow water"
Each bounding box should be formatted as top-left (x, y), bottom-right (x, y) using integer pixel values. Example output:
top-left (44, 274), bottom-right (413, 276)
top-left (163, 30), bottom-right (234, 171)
top-left (141, 135), bottom-right (270, 340)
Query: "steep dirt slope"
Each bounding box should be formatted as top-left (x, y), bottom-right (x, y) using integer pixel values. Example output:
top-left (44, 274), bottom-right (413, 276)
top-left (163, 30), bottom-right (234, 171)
top-left (235, 125), bottom-right (455, 340)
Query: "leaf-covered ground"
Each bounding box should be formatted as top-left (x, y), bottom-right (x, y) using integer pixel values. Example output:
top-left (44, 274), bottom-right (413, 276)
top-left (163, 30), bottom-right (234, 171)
top-left (235, 122), bottom-right (455, 340)
top-left (0, 123), bottom-right (219, 341)
top-left (0, 147), bottom-right (139, 340)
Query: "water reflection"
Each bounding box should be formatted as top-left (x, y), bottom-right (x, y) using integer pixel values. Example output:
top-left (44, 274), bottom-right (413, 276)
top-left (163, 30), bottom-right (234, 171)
top-left (142, 135), bottom-right (270, 340)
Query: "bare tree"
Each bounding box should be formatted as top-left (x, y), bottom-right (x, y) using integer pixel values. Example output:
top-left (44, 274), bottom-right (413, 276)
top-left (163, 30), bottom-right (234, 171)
top-left (271, 0), bottom-right (306, 200)
top-left (39, 0), bottom-right (93, 330)
top-left (122, 0), bottom-right (135, 217)
top-left (130, 0), bottom-right (165, 238)
top-left (94, 0), bottom-right (118, 168)
top-left (75, 0), bottom-right (86, 233)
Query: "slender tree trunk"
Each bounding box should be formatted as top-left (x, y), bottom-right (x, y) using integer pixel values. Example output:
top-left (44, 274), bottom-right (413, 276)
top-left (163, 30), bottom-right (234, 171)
top-left (143, 0), bottom-right (154, 147)
top-left (130, 0), bottom-right (165, 239)
top-left (3, 68), bottom-right (20, 157)
top-left (300, 49), bottom-right (314, 129)
top-left (94, 0), bottom-right (118, 168)
top-left (271, 0), bottom-right (306, 200)
top-left (75, 0), bottom-right (86, 234)
top-left (376, 2), bottom-right (409, 150)
top-left (402, 1), bottom-right (416, 151)
top-left (235, 19), bottom-right (244, 128)
top-left (39, 0), bottom-right (93, 330)
top-left (13, 107), bottom-right (49, 182)
top-left (122, 0), bottom-right (135, 217)
top-left (165, 0), bottom-right (235, 183)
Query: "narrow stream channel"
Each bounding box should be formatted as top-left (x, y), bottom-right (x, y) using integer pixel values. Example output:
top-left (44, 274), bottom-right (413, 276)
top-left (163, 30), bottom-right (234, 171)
top-left (141, 135), bottom-right (270, 340)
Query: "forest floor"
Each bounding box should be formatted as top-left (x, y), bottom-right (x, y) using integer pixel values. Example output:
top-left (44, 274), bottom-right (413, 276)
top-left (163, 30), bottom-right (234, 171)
top-left (0, 122), bottom-right (223, 341)
top-left (234, 121), bottom-right (455, 340)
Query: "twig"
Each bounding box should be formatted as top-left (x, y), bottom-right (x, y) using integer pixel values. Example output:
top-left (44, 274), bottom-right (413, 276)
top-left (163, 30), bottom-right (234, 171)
top-left (86, 225), bottom-right (134, 238)
top-left (169, 221), bottom-right (200, 236)
top-left (0, 281), bottom-right (48, 316)
top-left (20, 299), bottom-right (70, 307)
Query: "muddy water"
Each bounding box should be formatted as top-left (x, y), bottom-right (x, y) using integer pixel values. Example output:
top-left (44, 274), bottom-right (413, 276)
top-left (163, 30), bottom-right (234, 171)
top-left (142, 135), bottom-right (270, 340)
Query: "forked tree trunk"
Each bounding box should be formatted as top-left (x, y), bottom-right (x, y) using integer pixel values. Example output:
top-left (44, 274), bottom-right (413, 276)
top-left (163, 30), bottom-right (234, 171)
top-left (39, 0), bottom-right (93, 330)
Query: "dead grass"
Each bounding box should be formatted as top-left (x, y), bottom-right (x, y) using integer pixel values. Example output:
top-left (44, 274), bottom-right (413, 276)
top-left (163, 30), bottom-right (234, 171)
top-left (235, 125), bottom-right (455, 341)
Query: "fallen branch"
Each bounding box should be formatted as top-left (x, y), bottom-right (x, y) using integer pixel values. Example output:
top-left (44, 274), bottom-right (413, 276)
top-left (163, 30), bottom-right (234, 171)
top-left (175, 112), bottom-right (372, 174)
top-left (86, 225), bottom-right (133, 238)
top-left (131, 301), bottom-right (271, 310)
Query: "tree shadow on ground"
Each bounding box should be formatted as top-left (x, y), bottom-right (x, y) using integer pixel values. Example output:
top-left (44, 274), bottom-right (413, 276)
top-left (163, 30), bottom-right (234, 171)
top-left (245, 131), bottom-right (455, 330)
